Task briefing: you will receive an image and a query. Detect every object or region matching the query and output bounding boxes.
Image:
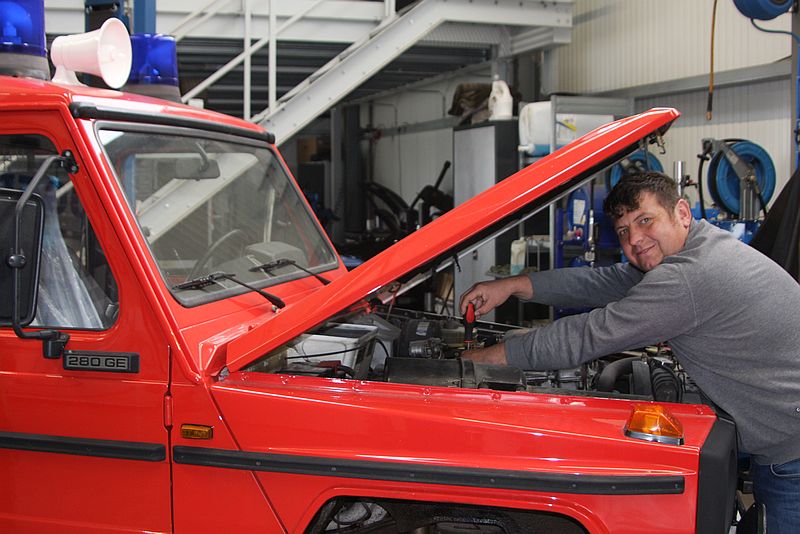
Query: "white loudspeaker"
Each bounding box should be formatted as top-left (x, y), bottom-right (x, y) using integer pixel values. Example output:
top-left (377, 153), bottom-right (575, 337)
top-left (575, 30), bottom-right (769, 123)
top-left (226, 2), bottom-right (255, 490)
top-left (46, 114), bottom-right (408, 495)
top-left (51, 18), bottom-right (132, 89)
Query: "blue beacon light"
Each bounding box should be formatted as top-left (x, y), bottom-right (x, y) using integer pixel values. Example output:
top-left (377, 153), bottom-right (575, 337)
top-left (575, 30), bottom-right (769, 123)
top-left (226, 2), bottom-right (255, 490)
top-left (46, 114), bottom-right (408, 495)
top-left (0, 0), bottom-right (49, 79)
top-left (125, 33), bottom-right (181, 101)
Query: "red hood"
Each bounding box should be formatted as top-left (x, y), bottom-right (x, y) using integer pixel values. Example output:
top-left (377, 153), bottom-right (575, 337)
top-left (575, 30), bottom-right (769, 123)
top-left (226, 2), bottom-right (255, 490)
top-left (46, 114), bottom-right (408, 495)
top-left (225, 107), bottom-right (680, 373)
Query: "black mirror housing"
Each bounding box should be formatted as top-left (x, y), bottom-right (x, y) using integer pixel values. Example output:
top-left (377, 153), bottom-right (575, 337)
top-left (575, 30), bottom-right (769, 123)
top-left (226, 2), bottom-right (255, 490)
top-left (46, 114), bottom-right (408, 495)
top-left (0, 188), bottom-right (44, 326)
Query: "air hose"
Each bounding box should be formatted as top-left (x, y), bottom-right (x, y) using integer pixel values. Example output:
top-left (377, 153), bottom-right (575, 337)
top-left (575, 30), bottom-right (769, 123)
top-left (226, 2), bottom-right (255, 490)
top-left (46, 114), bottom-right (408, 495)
top-left (696, 143), bottom-right (712, 220)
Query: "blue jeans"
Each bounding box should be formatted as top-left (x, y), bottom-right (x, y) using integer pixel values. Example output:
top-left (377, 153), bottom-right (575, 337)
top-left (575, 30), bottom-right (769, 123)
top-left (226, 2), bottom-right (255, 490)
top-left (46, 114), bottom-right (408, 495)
top-left (751, 457), bottom-right (800, 533)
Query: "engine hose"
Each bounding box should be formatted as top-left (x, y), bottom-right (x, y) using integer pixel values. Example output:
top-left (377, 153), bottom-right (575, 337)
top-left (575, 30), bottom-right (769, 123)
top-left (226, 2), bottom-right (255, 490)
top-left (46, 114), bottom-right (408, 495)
top-left (596, 356), bottom-right (638, 392)
top-left (649, 361), bottom-right (683, 403)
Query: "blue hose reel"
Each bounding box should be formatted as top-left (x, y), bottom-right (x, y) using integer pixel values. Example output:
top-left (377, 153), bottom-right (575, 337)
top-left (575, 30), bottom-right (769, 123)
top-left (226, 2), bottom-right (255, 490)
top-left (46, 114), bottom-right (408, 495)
top-left (733, 0), bottom-right (792, 20)
top-left (607, 150), bottom-right (664, 190)
top-left (707, 140), bottom-right (776, 218)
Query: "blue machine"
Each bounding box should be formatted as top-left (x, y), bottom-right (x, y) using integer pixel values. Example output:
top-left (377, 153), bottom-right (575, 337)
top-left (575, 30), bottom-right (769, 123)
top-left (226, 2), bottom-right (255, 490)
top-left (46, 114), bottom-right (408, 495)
top-left (607, 149), bottom-right (664, 190)
top-left (553, 176), bottom-right (624, 318)
top-left (706, 140), bottom-right (776, 219)
top-left (733, 0), bottom-right (792, 20)
top-left (699, 138), bottom-right (776, 243)
top-left (555, 151), bottom-right (664, 273)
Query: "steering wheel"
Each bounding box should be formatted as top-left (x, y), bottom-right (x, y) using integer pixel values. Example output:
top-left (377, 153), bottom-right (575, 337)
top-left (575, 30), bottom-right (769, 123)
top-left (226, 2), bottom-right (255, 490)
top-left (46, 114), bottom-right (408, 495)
top-left (188, 228), bottom-right (249, 279)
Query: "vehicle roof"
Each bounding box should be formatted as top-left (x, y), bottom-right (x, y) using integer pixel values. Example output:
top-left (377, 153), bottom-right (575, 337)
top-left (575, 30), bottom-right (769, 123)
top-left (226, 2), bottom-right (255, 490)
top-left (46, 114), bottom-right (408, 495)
top-left (0, 75), bottom-right (266, 138)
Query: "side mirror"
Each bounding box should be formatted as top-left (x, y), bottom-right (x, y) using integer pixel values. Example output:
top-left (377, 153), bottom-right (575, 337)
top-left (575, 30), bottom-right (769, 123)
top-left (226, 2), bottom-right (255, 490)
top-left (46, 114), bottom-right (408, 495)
top-left (0, 188), bottom-right (44, 327)
top-left (2, 150), bottom-right (77, 359)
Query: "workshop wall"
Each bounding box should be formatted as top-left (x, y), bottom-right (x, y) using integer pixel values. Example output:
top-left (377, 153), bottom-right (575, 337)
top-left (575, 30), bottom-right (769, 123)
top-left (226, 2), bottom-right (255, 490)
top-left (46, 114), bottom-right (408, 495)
top-left (366, 71), bottom-right (493, 205)
top-left (549, 0), bottom-right (793, 205)
top-left (551, 0), bottom-right (790, 94)
top-left (636, 79), bottom-right (791, 208)
top-left (367, 0), bottom-right (794, 211)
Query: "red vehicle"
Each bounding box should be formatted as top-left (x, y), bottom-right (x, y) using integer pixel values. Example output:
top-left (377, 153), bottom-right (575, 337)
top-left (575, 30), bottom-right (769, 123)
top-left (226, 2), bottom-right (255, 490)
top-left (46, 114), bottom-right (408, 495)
top-left (1, 22), bottom-right (738, 534)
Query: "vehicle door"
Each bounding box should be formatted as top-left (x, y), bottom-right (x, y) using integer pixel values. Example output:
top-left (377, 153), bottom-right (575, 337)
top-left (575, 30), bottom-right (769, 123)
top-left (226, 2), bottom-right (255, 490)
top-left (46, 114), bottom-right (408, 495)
top-left (0, 111), bottom-right (172, 533)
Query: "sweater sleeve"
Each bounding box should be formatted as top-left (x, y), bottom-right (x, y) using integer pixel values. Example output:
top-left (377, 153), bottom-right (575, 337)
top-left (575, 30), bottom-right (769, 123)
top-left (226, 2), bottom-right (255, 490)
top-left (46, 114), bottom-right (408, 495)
top-left (527, 263), bottom-right (644, 309)
top-left (507, 263), bottom-right (698, 370)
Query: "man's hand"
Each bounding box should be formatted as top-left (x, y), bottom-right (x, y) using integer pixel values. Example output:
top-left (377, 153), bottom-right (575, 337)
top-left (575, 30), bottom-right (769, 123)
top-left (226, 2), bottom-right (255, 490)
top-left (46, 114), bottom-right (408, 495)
top-left (461, 342), bottom-right (507, 365)
top-left (459, 275), bottom-right (534, 318)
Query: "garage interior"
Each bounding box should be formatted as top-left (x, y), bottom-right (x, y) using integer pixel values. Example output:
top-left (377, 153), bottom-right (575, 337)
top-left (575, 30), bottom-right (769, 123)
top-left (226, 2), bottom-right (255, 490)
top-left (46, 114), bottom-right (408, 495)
top-left (45, 1), bottom-right (796, 310)
top-left (6, 1), bottom-right (796, 532)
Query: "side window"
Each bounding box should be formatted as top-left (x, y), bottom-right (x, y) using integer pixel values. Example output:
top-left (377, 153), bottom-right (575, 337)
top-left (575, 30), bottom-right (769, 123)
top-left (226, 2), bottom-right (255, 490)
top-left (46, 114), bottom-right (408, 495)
top-left (0, 134), bottom-right (118, 329)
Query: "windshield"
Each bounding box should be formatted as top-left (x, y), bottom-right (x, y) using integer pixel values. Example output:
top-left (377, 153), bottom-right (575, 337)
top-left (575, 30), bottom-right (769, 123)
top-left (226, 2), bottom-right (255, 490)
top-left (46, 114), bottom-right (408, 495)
top-left (96, 124), bottom-right (338, 306)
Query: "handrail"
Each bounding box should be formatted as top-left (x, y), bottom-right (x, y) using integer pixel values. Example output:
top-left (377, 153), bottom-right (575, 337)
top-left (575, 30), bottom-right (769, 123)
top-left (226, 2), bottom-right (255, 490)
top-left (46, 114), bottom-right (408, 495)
top-left (178, 0), bottom-right (398, 110)
top-left (171, 0), bottom-right (235, 43)
top-left (243, 0), bottom-right (252, 119)
top-left (181, 0), bottom-right (328, 103)
top-left (250, 5), bottom-right (402, 121)
top-left (168, 0), bottom-right (219, 35)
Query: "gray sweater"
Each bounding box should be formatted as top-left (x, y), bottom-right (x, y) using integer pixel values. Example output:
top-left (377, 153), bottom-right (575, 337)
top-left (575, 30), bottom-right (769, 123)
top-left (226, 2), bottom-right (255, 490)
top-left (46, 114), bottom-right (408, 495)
top-left (505, 219), bottom-right (800, 465)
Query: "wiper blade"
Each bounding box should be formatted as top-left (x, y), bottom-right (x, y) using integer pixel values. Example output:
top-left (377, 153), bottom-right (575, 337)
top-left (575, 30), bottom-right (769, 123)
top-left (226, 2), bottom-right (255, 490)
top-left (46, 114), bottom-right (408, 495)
top-left (173, 272), bottom-right (286, 308)
top-left (173, 275), bottom-right (219, 291)
top-left (249, 258), bottom-right (330, 285)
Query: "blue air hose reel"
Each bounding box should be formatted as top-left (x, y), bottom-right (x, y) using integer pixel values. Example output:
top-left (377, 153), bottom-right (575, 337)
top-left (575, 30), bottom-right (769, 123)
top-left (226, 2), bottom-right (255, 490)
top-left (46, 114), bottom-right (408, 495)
top-left (733, 0), bottom-right (792, 20)
top-left (707, 141), bottom-right (776, 218)
top-left (607, 150), bottom-right (664, 190)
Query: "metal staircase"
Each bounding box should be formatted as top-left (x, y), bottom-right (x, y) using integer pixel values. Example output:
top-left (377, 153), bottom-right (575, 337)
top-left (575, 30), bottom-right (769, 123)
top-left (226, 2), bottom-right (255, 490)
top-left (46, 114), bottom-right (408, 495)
top-left (254, 0), bottom-right (573, 144)
top-left (45, 1), bottom-right (572, 144)
top-left (153, 0), bottom-right (573, 143)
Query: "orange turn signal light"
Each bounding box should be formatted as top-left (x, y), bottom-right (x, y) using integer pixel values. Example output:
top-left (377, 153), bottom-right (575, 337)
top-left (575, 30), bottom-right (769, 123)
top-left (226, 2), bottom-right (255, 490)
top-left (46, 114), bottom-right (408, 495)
top-left (180, 424), bottom-right (214, 440)
top-left (624, 404), bottom-right (684, 445)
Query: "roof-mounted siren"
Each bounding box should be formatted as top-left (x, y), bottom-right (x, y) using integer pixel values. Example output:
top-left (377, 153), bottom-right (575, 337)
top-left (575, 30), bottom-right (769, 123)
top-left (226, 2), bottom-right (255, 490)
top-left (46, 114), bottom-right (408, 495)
top-left (51, 17), bottom-right (131, 89)
top-left (0, 0), bottom-right (49, 80)
top-left (123, 33), bottom-right (181, 102)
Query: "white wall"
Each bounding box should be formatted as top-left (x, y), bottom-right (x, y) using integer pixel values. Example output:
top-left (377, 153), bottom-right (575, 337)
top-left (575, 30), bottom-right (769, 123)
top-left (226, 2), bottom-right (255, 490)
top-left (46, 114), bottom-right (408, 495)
top-left (548, 0), bottom-right (794, 208)
top-left (552, 0), bottom-right (790, 94)
top-left (637, 79), bottom-right (791, 209)
top-left (368, 1), bottom-right (794, 210)
top-left (365, 71), bottom-right (494, 203)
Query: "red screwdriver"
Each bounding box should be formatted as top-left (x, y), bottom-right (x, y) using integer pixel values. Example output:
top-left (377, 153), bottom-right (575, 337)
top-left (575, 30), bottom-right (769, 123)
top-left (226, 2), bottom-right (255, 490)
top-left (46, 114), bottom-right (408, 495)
top-left (464, 302), bottom-right (476, 350)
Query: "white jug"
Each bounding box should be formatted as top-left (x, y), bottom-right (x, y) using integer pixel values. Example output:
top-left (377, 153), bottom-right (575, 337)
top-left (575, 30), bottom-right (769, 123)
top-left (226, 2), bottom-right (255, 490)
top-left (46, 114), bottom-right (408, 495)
top-left (488, 80), bottom-right (513, 120)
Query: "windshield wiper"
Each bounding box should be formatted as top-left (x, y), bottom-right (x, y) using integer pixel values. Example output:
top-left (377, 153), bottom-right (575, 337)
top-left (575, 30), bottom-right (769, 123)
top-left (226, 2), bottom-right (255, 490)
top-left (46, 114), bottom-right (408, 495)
top-left (173, 272), bottom-right (286, 308)
top-left (249, 258), bottom-right (330, 285)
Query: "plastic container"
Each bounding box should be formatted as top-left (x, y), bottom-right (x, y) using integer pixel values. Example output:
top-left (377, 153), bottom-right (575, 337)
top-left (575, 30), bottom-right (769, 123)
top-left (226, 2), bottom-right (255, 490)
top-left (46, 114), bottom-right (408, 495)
top-left (510, 238), bottom-right (527, 275)
top-left (488, 80), bottom-right (513, 120)
top-left (352, 314), bottom-right (400, 371)
top-left (518, 102), bottom-right (613, 156)
top-left (286, 323), bottom-right (378, 378)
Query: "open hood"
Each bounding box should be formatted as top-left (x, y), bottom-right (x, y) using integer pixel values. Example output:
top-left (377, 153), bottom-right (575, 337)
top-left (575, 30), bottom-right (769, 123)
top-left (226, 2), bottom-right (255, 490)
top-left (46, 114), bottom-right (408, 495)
top-left (225, 107), bottom-right (680, 373)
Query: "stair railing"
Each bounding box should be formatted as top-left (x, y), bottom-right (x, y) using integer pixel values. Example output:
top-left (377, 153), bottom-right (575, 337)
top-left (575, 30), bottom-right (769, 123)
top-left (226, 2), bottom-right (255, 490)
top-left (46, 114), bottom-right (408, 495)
top-left (175, 0), bottom-right (397, 120)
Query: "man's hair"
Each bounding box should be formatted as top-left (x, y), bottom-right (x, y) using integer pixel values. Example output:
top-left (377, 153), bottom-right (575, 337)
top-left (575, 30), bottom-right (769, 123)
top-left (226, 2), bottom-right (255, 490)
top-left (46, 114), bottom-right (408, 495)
top-left (603, 171), bottom-right (680, 221)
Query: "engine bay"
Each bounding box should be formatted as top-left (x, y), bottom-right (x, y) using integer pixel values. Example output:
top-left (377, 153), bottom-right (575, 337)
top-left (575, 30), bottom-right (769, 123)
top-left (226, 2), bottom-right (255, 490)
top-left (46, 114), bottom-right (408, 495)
top-left (246, 306), bottom-right (702, 404)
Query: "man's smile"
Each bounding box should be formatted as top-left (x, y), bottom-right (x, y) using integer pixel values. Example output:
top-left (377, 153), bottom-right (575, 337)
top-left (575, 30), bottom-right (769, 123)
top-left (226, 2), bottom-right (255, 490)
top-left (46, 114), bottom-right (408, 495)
top-left (635, 244), bottom-right (655, 257)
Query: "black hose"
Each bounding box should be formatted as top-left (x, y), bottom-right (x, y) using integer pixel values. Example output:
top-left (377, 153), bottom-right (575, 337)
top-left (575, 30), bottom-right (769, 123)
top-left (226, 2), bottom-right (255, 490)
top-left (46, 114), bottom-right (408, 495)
top-left (697, 148), bottom-right (710, 220)
top-left (596, 356), bottom-right (638, 392)
top-left (754, 185), bottom-right (770, 219)
top-left (649, 361), bottom-right (683, 403)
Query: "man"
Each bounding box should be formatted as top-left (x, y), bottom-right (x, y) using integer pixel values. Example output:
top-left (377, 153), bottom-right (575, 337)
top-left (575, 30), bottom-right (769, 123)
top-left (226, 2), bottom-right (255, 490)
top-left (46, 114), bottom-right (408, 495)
top-left (460, 172), bottom-right (800, 532)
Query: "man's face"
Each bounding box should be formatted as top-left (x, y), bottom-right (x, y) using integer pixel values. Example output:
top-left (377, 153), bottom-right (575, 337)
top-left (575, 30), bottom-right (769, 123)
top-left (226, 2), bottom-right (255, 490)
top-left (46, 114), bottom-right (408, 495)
top-left (613, 191), bottom-right (692, 272)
